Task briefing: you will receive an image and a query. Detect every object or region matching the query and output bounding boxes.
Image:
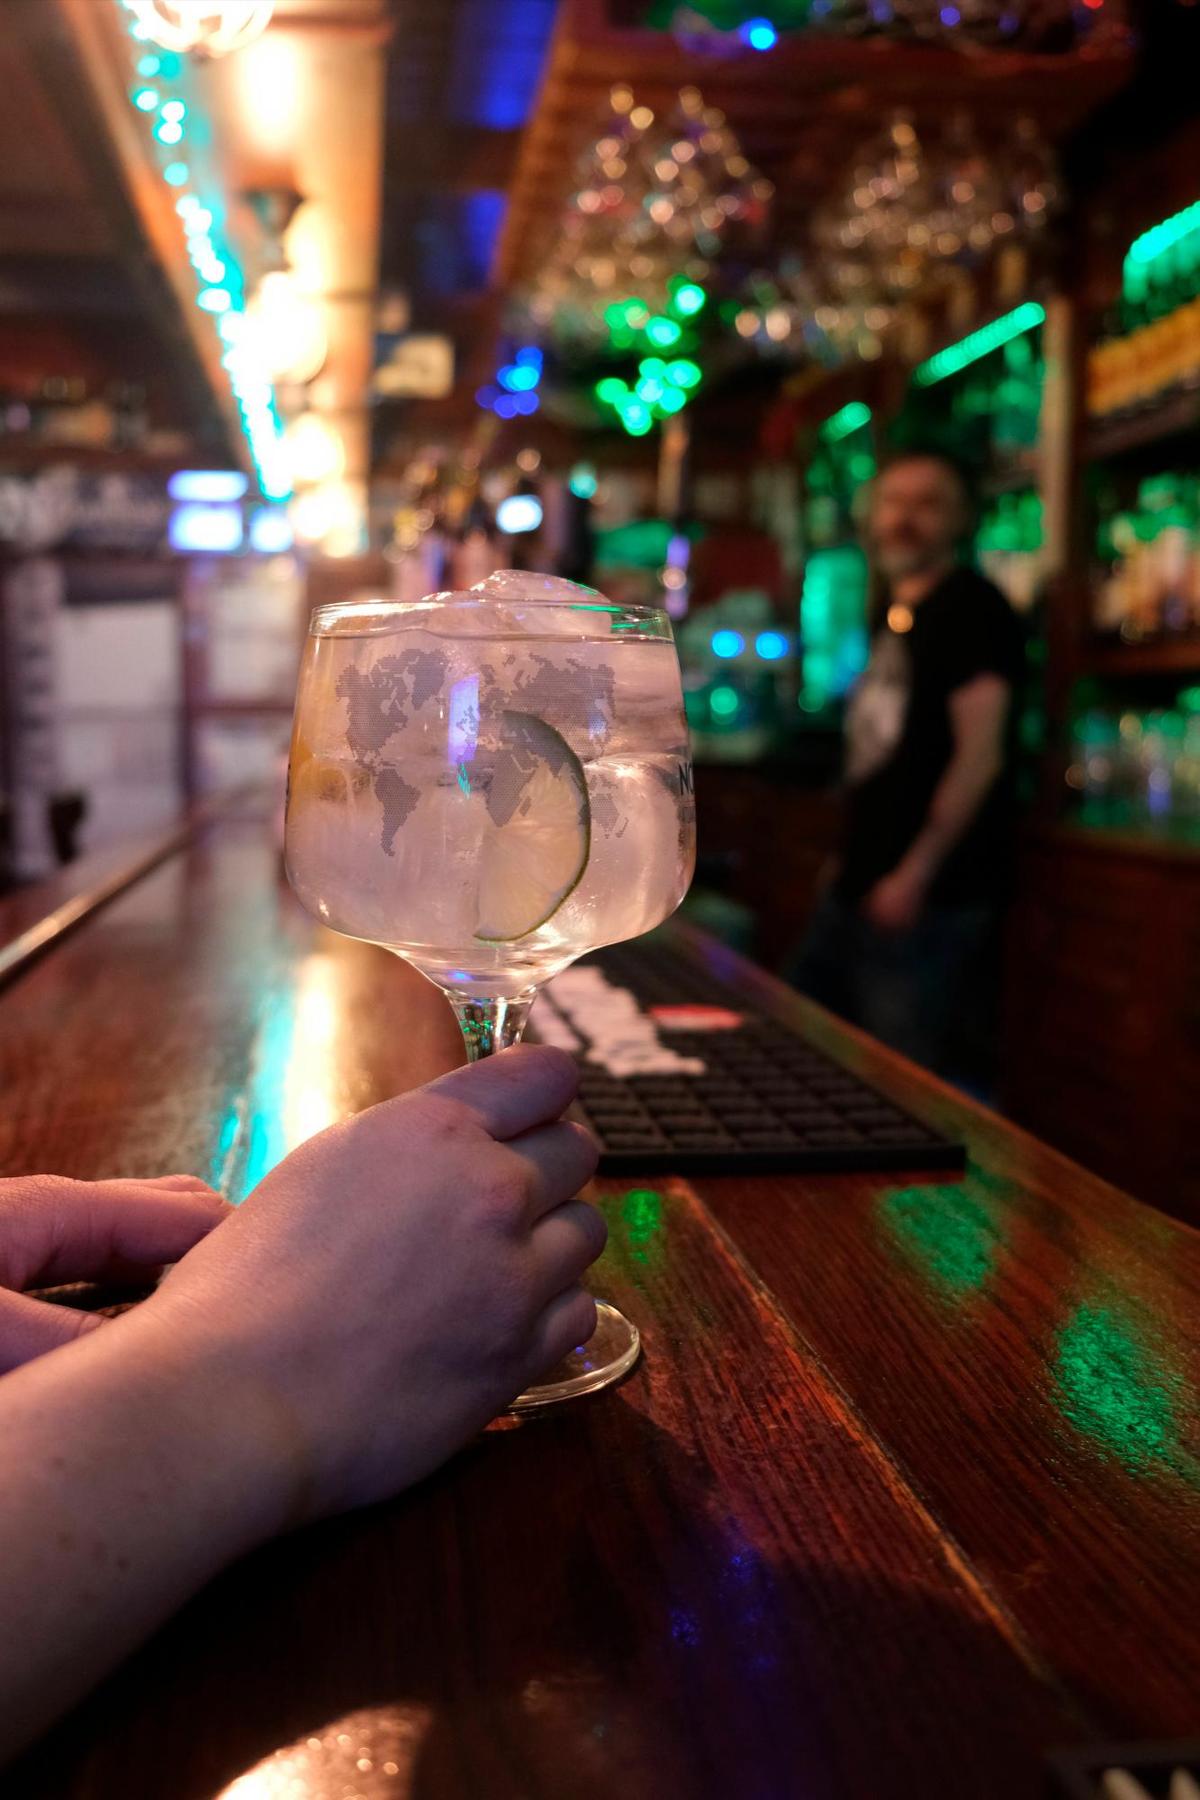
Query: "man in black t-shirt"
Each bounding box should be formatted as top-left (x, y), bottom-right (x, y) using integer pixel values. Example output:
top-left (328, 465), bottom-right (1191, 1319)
top-left (794, 451), bottom-right (1025, 1086)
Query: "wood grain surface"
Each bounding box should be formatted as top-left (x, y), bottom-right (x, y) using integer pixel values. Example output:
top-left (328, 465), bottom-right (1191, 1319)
top-left (1, 820), bottom-right (1197, 1799)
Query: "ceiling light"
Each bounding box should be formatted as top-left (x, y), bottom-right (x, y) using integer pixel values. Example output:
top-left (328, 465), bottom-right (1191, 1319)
top-left (123, 2), bottom-right (275, 59)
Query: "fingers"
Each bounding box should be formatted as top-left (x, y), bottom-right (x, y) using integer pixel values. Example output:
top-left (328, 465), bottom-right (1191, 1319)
top-left (0, 1176), bottom-right (231, 1291)
top-left (0, 1289), bottom-right (103, 1376)
top-left (507, 1120), bottom-right (599, 1222)
top-left (529, 1198), bottom-right (608, 1302)
top-left (521, 1286), bottom-right (599, 1385)
top-left (421, 1044), bottom-right (580, 1142)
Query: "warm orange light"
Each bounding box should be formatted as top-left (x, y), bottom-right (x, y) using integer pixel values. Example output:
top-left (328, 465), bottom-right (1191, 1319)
top-left (126, 1), bottom-right (275, 58)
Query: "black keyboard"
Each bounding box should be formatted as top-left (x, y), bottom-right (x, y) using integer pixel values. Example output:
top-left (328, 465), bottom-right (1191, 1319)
top-left (535, 936), bottom-right (966, 1177)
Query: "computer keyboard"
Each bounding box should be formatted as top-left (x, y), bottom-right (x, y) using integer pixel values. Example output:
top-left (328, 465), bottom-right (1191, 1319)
top-left (534, 936), bottom-right (966, 1177)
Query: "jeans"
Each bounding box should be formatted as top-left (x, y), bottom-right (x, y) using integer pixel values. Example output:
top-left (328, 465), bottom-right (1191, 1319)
top-left (789, 890), bottom-right (1000, 1088)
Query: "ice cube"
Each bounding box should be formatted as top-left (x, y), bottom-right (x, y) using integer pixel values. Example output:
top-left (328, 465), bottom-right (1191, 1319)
top-left (471, 570), bottom-right (602, 604)
top-left (471, 570), bottom-right (613, 639)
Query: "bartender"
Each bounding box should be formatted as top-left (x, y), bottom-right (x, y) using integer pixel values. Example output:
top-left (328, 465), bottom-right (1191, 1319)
top-left (794, 449), bottom-right (1026, 1087)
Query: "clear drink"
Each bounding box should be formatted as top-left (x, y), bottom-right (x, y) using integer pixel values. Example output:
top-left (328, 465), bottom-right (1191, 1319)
top-left (286, 580), bottom-right (696, 1000)
top-left (284, 572), bottom-right (696, 1410)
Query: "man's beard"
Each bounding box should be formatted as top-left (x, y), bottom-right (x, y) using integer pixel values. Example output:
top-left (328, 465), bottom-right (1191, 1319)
top-left (874, 542), bottom-right (937, 580)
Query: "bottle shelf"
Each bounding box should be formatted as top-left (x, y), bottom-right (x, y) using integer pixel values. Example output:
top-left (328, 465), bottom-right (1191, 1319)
top-left (1086, 389), bottom-right (1200, 461)
top-left (1080, 634), bottom-right (1200, 676)
top-left (981, 455), bottom-right (1041, 496)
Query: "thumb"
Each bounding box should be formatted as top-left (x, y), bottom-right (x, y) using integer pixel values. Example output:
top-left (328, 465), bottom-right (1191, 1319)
top-left (0, 1289), bottom-right (103, 1376)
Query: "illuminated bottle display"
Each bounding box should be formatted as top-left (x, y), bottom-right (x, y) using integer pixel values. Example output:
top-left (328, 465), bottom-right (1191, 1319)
top-left (1093, 471), bottom-right (1200, 638)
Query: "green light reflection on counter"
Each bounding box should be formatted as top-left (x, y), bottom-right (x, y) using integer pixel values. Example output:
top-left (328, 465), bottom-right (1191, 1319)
top-left (1054, 1303), bottom-right (1183, 1472)
top-left (621, 1188), bottom-right (665, 1266)
top-left (879, 1183), bottom-right (1001, 1300)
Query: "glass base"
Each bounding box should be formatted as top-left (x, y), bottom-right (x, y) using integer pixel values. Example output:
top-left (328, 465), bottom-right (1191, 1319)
top-left (508, 1301), bottom-right (641, 1412)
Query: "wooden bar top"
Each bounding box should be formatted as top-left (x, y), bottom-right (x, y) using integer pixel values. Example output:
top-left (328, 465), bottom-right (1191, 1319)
top-left (2, 814), bottom-right (1198, 1799)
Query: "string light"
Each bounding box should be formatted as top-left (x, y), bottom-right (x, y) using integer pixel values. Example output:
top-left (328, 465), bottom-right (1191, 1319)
top-left (670, 280), bottom-right (708, 317)
top-left (116, 6), bottom-right (290, 499)
top-left (740, 17), bottom-right (779, 48)
top-left (478, 346), bottom-right (542, 416)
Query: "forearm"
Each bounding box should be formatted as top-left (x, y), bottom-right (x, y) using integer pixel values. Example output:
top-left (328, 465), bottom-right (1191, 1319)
top-left (899, 746), bottom-right (1003, 886)
top-left (0, 1306), bottom-right (297, 1759)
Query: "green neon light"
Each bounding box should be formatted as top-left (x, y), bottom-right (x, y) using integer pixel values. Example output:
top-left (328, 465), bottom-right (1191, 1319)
top-left (819, 401), bottom-right (872, 444)
top-left (1125, 199), bottom-right (1200, 276)
top-left (1054, 1303), bottom-right (1183, 1471)
top-left (913, 302), bottom-right (1045, 387)
top-left (620, 1187), bottom-right (664, 1267)
top-left (879, 1184), bottom-right (1000, 1299)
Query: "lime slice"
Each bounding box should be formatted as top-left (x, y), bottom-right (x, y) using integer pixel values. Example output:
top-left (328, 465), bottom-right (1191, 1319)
top-left (290, 753), bottom-right (351, 808)
top-left (475, 713), bottom-right (591, 941)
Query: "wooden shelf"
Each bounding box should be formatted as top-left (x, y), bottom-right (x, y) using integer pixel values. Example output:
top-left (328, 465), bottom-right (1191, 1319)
top-left (0, 442), bottom-right (191, 476)
top-left (1086, 389), bottom-right (1200, 461)
top-left (1081, 635), bottom-right (1200, 676)
top-left (981, 457), bottom-right (1040, 496)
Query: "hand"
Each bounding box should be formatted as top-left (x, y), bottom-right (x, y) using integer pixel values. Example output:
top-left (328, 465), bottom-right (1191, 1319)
top-left (144, 1045), bottom-right (604, 1522)
top-left (0, 1174), bottom-right (228, 1374)
top-left (862, 865), bottom-right (927, 933)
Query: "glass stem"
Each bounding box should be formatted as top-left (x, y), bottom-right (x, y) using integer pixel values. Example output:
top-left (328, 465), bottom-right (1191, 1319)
top-left (448, 990), bottom-right (537, 1062)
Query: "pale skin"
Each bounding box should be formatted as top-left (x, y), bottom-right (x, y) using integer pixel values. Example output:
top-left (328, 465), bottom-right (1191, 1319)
top-left (0, 1044), bottom-right (604, 1762)
top-left (858, 456), bottom-right (1013, 933)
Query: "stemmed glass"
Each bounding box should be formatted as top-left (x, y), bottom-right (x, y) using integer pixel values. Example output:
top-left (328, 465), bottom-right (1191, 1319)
top-left (284, 571), bottom-right (696, 1407)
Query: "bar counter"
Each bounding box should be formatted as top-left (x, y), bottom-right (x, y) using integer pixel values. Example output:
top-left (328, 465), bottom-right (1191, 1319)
top-left (2, 810), bottom-right (1198, 1798)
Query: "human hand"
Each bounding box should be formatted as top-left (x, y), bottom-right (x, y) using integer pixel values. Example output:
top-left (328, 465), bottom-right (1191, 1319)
top-left (145, 1045), bottom-right (604, 1523)
top-left (861, 865), bottom-right (926, 933)
top-left (0, 1174), bottom-right (228, 1374)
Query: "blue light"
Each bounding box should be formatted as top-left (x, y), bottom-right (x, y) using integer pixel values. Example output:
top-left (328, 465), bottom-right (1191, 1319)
top-left (512, 391), bottom-right (540, 415)
top-left (939, 4), bottom-right (961, 20)
top-left (755, 630), bottom-right (789, 661)
top-left (169, 503), bottom-right (244, 555)
top-left (569, 465), bottom-right (598, 500)
top-left (460, 189), bottom-right (507, 286)
top-left (449, 0), bottom-right (558, 130)
top-left (496, 494), bottom-right (544, 535)
top-left (494, 394), bottom-right (519, 419)
top-left (514, 346), bottom-right (543, 368)
top-left (475, 385), bottom-right (499, 409)
top-left (249, 506), bottom-right (294, 554)
top-left (137, 53), bottom-right (161, 76)
top-left (198, 287), bottom-right (232, 314)
top-left (740, 16), bottom-right (778, 49)
top-left (498, 363), bottom-right (540, 392)
top-left (169, 469), bottom-right (249, 503)
top-left (155, 119), bottom-right (184, 146)
top-left (163, 162), bottom-right (189, 187)
top-left (712, 629), bottom-right (745, 658)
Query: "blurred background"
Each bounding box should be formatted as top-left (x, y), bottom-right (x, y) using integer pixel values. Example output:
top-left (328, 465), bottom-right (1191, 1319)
top-left (1, 0), bottom-right (1199, 1217)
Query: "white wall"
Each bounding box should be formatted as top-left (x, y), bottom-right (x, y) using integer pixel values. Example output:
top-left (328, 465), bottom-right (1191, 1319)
top-left (54, 600), bottom-right (182, 851)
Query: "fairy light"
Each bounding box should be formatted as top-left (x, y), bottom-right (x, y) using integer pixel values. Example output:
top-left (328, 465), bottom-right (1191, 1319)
top-left (116, 2), bottom-right (290, 500)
